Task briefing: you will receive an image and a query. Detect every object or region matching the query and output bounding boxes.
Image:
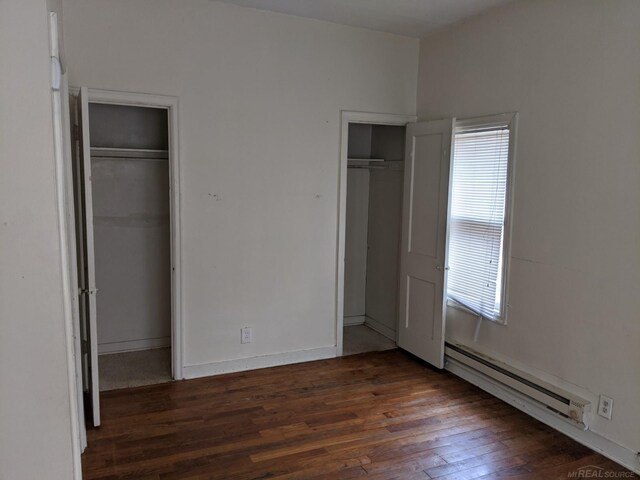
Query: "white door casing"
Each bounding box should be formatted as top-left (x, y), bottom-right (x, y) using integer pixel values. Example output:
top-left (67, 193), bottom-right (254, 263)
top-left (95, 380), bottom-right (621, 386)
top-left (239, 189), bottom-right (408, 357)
top-left (397, 119), bottom-right (454, 368)
top-left (336, 111), bottom-right (416, 356)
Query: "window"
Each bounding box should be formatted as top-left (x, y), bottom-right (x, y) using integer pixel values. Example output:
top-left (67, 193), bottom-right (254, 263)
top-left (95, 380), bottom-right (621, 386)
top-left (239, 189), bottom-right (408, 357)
top-left (446, 113), bottom-right (516, 323)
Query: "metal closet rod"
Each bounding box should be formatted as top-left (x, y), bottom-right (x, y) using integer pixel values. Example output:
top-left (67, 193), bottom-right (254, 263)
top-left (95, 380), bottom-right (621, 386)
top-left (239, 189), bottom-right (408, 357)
top-left (347, 160), bottom-right (404, 170)
top-left (348, 165), bottom-right (384, 170)
top-left (90, 147), bottom-right (168, 160)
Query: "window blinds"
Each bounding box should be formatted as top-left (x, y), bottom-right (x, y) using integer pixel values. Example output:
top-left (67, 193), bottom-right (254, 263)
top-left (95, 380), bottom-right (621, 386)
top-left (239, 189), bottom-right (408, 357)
top-left (447, 127), bottom-right (510, 321)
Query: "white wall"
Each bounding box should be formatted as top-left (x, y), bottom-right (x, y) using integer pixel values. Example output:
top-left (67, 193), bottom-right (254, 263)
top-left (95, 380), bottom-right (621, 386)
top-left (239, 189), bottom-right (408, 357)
top-left (0, 1), bottom-right (76, 479)
top-left (418, 0), bottom-right (640, 454)
top-left (365, 167), bottom-right (403, 338)
top-left (344, 169), bottom-right (370, 319)
top-left (92, 156), bottom-right (172, 353)
top-left (62, 0), bottom-right (418, 368)
top-left (365, 125), bottom-right (405, 338)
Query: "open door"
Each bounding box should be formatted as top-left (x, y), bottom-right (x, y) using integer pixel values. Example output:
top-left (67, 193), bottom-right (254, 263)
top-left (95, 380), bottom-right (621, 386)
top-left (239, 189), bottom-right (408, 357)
top-left (397, 119), bottom-right (454, 368)
top-left (61, 76), bottom-right (87, 449)
top-left (75, 87), bottom-right (101, 427)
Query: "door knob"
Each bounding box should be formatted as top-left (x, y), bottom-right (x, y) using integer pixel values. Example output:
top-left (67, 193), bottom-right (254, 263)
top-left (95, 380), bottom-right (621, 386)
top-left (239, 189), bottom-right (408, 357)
top-left (435, 265), bottom-right (449, 271)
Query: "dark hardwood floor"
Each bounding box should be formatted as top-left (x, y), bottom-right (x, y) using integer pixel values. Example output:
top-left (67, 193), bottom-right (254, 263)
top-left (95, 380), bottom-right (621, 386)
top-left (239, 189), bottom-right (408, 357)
top-left (82, 350), bottom-right (634, 479)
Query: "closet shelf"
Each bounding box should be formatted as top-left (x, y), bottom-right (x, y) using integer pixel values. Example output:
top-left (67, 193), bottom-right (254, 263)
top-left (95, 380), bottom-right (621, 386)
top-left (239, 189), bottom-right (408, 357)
top-left (347, 159), bottom-right (404, 170)
top-left (348, 158), bottom-right (385, 162)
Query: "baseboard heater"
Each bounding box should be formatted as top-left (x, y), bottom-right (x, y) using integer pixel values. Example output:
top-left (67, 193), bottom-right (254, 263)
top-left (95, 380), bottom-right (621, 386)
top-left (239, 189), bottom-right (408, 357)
top-left (445, 342), bottom-right (591, 428)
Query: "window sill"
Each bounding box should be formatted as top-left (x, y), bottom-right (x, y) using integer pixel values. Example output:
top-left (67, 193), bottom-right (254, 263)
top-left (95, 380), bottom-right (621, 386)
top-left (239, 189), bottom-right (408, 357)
top-left (445, 299), bottom-right (507, 326)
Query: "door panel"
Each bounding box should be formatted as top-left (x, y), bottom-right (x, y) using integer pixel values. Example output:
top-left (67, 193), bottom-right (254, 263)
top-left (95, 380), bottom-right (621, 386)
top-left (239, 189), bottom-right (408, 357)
top-left (77, 87), bottom-right (101, 427)
top-left (398, 119), bottom-right (454, 368)
top-left (60, 76), bottom-right (88, 449)
top-left (409, 134), bottom-right (443, 258)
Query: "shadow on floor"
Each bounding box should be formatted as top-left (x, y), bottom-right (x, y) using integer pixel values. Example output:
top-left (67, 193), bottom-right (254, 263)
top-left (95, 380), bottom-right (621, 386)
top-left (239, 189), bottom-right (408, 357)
top-left (99, 347), bottom-right (172, 391)
top-left (343, 324), bottom-right (396, 356)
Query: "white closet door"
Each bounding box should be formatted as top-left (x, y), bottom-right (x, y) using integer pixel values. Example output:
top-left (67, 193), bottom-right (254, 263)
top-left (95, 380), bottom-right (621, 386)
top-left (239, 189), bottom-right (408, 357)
top-left (77, 86), bottom-right (101, 426)
top-left (397, 119), bottom-right (454, 368)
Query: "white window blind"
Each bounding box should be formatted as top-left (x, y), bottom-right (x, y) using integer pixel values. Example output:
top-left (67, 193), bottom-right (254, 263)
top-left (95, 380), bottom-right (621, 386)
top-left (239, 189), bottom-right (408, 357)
top-left (447, 125), bottom-right (511, 321)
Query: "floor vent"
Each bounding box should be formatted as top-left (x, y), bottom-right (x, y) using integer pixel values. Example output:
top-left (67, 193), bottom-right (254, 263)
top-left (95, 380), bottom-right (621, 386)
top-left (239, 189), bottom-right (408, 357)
top-left (445, 342), bottom-right (591, 428)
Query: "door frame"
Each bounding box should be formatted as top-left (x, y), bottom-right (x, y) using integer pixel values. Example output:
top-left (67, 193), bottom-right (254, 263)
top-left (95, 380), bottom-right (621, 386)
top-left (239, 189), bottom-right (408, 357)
top-left (336, 111), bottom-right (416, 356)
top-left (70, 88), bottom-right (184, 381)
top-left (49, 12), bottom-right (84, 478)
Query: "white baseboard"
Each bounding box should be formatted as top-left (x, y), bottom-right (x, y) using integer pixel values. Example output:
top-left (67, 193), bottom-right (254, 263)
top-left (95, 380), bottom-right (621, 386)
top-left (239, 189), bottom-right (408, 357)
top-left (182, 346), bottom-right (337, 379)
top-left (364, 315), bottom-right (396, 341)
top-left (344, 315), bottom-right (365, 326)
top-left (445, 357), bottom-right (640, 474)
top-left (98, 336), bottom-right (170, 354)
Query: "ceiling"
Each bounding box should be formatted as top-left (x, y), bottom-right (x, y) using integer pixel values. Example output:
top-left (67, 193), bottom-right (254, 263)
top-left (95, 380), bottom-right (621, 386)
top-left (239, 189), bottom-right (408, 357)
top-left (216, 0), bottom-right (514, 38)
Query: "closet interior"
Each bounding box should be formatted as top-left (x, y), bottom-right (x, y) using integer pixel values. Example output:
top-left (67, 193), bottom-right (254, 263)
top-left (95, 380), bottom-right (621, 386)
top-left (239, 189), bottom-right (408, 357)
top-left (343, 122), bottom-right (405, 355)
top-left (75, 102), bottom-right (172, 392)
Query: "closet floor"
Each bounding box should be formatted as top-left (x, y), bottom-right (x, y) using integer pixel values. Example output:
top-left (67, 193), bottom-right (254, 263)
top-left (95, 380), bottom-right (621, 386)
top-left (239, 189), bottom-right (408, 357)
top-left (343, 324), bottom-right (396, 356)
top-left (99, 347), bottom-right (172, 391)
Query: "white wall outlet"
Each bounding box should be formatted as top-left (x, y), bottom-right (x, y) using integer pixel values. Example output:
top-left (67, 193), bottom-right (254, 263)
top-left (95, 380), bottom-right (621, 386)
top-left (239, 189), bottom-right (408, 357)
top-left (597, 394), bottom-right (613, 420)
top-left (241, 327), bottom-right (252, 344)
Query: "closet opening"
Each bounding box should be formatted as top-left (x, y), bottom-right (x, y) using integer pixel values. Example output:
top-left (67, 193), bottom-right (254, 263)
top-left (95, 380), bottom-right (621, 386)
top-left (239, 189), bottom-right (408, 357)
top-left (70, 89), bottom-right (181, 431)
top-left (89, 103), bottom-right (171, 391)
top-left (340, 116), bottom-right (409, 356)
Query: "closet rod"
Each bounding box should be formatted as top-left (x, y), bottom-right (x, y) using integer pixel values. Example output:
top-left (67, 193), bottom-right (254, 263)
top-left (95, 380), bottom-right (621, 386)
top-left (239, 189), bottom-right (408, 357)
top-left (90, 147), bottom-right (168, 159)
top-left (347, 162), bottom-right (403, 170)
top-left (348, 165), bottom-right (384, 170)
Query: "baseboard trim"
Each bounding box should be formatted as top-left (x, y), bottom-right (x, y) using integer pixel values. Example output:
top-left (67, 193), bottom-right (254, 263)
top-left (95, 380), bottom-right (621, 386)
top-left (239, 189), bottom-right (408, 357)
top-left (344, 315), bottom-right (365, 326)
top-left (182, 346), bottom-right (338, 379)
top-left (98, 337), bottom-right (171, 354)
top-left (445, 357), bottom-right (640, 474)
top-left (364, 315), bottom-right (396, 341)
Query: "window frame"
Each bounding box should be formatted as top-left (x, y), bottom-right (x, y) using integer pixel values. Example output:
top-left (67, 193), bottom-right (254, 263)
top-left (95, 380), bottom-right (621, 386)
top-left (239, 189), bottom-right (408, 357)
top-left (445, 112), bottom-right (518, 325)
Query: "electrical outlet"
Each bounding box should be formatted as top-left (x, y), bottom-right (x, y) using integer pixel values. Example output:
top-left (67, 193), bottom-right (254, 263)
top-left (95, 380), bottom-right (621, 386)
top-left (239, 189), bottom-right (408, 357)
top-left (241, 327), bottom-right (252, 344)
top-left (597, 395), bottom-right (613, 420)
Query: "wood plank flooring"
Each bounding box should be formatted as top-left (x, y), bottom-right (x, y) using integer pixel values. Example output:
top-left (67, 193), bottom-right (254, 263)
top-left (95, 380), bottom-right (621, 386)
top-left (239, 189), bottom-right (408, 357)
top-left (82, 350), bottom-right (635, 479)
